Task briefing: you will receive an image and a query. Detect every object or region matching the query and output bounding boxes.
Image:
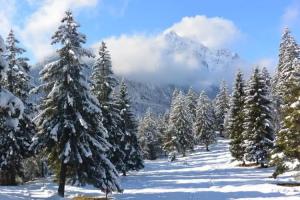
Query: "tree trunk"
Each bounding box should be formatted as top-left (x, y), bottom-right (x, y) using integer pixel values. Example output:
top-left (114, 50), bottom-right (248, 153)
top-left (0, 169), bottom-right (16, 186)
top-left (122, 171), bottom-right (126, 176)
top-left (58, 161), bottom-right (67, 197)
top-left (206, 145), bottom-right (209, 151)
top-left (242, 160), bottom-right (246, 166)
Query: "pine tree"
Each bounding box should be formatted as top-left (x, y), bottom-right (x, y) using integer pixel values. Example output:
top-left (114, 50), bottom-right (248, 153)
top-left (138, 108), bottom-right (160, 160)
top-left (116, 80), bottom-right (144, 176)
top-left (91, 42), bottom-right (126, 175)
top-left (168, 91), bottom-right (194, 156)
top-left (273, 58), bottom-right (300, 177)
top-left (4, 30), bottom-right (31, 103)
top-left (157, 111), bottom-right (169, 156)
top-left (272, 28), bottom-right (299, 148)
top-left (215, 81), bottom-right (230, 137)
top-left (194, 91), bottom-right (216, 151)
top-left (32, 11), bottom-right (121, 197)
top-left (227, 71), bottom-right (246, 163)
top-left (243, 67), bottom-right (274, 167)
top-left (185, 87), bottom-right (197, 122)
top-left (4, 30), bottom-right (35, 161)
top-left (0, 35), bottom-right (27, 185)
top-left (170, 88), bottom-right (179, 110)
top-left (273, 28), bottom-right (299, 98)
top-left (91, 41), bottom-right (118, 103)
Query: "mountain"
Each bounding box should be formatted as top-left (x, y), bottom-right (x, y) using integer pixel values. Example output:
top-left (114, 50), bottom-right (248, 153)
top-left (30, 33), bottom-right (241, 117)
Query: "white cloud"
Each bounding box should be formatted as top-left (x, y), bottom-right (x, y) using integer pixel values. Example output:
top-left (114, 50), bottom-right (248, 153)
top-left (18, 0), bottom-right (99, 60)
top-left (164, 15), bottom-right (240, 49)
top-left (0, 0), bottom-right (99, 60)
top-left (0, 0), bottom-right (17, 36)
top-left (98, 15), bottom-right (243, 87)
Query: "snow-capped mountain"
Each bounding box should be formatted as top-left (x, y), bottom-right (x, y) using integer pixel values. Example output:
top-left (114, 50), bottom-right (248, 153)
top-left (30, 33), bottom-right (241, 117)
top-left (157, 31), bottom-right (243, 84)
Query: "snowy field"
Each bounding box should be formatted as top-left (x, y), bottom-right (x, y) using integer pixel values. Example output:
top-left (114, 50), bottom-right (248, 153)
top-left (0, 139), bottom-right (300, 200)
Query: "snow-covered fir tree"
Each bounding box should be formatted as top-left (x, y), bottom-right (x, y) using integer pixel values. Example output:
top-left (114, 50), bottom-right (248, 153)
top-left (227, 71), bottom-right (246, 164)
top-left (91, 41), bottom-right (118, 103)
top-left (243, 67), bottom-right (274, 167)
top-left (194, 91), bottom-right (216, 151)
top-left (215, 81), bottom-right (230, 137)
top-left (138, 108), bottom-right (161, 160)
top-left (185, 87), bottom-right (197, 122)
top-left (167, 91), bottom-right (194, 156)
top-left (115, 80), bottom-right (144, 176)
top-left (32, 11), bottom-right (121, 197)
top-left (4, 29), bottom-right (35, 160)
top-left (4, 30), bottom-right (31, 103)
top-left (162, 110), bottom-right (178, 154)
top-left (157, 111), bottom-right (169, 156)
top-left (272, 58), bottom-right (300, 177)
top-left (170, 88), bottom-right (180, 111)
top-left (273, 28), bottom-right (299, 99)
top-left (91, 42), bottom-right (127, 175)
top-left (0, 35), bottom-right (28, 185)
top-left (262, 67), bottom-right (272, 91)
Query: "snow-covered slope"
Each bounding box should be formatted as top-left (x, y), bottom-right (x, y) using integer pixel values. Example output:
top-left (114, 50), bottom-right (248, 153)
top-left (1, 139), bottom-right (299, 200)
top-left (164, 31), bottom-right (240, 71)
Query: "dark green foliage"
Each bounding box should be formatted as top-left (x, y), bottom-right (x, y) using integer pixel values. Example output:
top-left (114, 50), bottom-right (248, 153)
top-left (227, 71), bottom-right (246, 163)
top-left (243, 68), bottom-right (274, 167)
top-left (116, 81), bottom-right (144, 175)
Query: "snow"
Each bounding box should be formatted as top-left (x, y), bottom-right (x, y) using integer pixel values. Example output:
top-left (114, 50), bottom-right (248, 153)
top-left (1, 139), bottom-right (300, 200)
top-left (50, 123), bottom-right (59, 142)
top-left (76, 112), bottom-right (88, 129)
top-left (0, 89), bottom-right (24, 129)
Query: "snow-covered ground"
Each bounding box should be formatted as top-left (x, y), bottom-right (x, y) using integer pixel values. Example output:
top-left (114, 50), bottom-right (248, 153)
top-left (1, 139), bottom-right (300, 200)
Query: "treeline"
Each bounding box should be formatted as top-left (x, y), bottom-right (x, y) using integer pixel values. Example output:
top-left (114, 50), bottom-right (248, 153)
top-left (137, 28), bottom-right (300, 178)
top-left (137, 83), bottom-right (229, 159)
top-left (0, 11), bottom-right (144, 197)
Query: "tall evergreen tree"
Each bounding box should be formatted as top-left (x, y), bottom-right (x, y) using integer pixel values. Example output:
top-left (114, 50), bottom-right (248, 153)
top-left (4, 30), bottom-right (31, 102)
top-left (116, 80), bottom-right (144, 176)
top-left (273, 28), bottom-right (299, 98)
top-left (138, 108), bottom-right (160, 160)
top-left (227, 71), bottom-right (246, 164)
top-left (243, 68), bottom-right (274, 167)
top-left (272, 28), bottom-right (299, 144)
top-left (168, 92), bottom-right (194, 156)
top-left (91, 42), bottom-right (126, 175)
top-left (215, 81), bottom-right (230, 137)
top-left (194, 91), bottom-right (216, 151)
top-left (185, 87), bottom-right (197, 122)
top-left (157, 111), bottom-right (169, 156)
top-left (33, 11), bottom-right (121, 197)
top-left (272, 58), bottom-right (300, 177)
top-left (0, 35), bottom-right (27, 185)
top-left (4, 30), bottom-right (35, 159)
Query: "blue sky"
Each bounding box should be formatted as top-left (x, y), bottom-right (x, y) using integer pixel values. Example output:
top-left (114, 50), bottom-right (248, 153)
top-left (0, 0), bottom-right (300, 85)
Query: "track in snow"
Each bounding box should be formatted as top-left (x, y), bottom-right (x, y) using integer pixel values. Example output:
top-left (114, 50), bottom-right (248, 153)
top-left (0, 139), bottom-right (300, 200)
top-left (115, 139), bottom-right (300, 200)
